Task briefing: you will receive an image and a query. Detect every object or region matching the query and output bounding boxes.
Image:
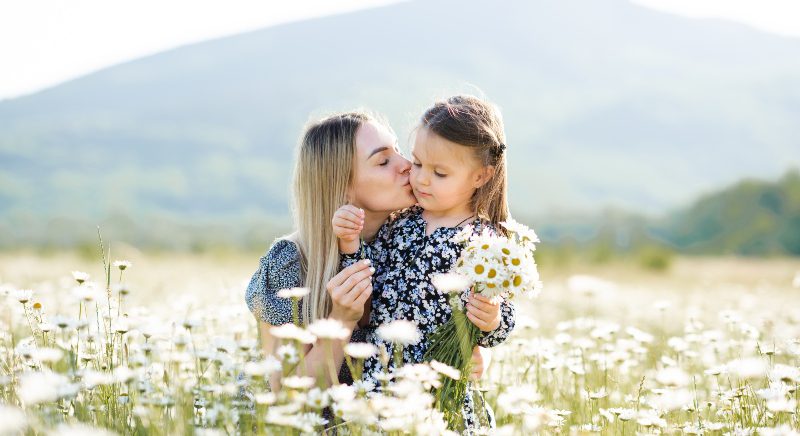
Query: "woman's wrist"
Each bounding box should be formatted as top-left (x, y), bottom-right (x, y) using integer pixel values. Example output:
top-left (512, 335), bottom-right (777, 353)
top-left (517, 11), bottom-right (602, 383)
top-left (328, 308), bottom-right (359, 328)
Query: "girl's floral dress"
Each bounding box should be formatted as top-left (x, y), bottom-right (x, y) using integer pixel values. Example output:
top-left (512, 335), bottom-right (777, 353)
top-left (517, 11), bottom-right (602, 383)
top-left (342, 206), bottom-right (516, 433)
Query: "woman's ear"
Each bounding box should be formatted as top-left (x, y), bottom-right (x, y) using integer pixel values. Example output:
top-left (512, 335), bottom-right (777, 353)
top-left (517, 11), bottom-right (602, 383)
top-left (472, 166), bottom-right (496, 189)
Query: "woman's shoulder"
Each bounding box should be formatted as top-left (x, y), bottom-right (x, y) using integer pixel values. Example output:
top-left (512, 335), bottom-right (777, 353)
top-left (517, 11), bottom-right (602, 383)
top-left (263, 237), bottom-right (300, 264)
top-left (246, 236), bottom-right (302, 325)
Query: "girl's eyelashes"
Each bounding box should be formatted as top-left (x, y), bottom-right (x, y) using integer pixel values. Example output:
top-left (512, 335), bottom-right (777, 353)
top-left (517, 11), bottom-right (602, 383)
top-left (379, 158), bottom-right (389, 166)
top-left (412, 162), bottom-right (421, 167)
top-left (434, 171), bottom-right (447, 178)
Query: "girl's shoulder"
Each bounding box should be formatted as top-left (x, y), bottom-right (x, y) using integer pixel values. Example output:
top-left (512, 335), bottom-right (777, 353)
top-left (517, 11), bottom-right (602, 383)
top-left (387, 205), bottom-right (423, 225)
top-left (379, 205), bottom-right (423, 237)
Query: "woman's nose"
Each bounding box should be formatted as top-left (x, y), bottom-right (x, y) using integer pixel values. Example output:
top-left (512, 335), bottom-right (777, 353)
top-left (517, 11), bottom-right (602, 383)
top-left (397, 156), bottom-right (411, 174)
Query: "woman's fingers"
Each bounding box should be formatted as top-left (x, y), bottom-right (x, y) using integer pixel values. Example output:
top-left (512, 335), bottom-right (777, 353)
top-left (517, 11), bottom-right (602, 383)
top-left (470, 293), bottom-right (496, 305)
top-left (354, 282), bottom-right (373, 306)
top-left (341, 266), bottom-right (374, 293)
top-left (340, 277), bottom-right (371, 306)
top-left (327, 259), bottom-right (371, 288)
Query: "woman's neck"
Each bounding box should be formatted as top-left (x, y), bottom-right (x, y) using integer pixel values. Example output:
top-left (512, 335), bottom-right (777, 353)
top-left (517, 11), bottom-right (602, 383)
top-left (362, 210), bottom-right (391, 242)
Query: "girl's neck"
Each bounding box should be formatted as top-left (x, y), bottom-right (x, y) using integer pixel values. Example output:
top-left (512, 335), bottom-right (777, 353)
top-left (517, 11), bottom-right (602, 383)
top-left (362, 210), bottom-right (391, 242)
top-left (421, 205), bottom-right (475, 235)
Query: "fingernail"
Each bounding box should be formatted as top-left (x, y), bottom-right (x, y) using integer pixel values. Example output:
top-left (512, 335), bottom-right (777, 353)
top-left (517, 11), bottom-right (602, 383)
top-left (369, 267), bottom-right (375, 273)
top-left (363, 259), bottom-right (371, 265)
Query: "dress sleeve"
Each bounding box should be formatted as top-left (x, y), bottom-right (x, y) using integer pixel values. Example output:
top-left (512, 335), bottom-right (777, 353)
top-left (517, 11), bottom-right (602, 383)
top-left (245, 239), bottom-right (302, 325)
top-left (339, 214), bottom-right (397, 269)
top-left (476, 297), bottom-right (516, 348)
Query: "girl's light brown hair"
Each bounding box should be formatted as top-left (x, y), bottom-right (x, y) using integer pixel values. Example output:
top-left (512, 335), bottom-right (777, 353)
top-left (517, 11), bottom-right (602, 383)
top-left (290, 111), bottom-right (372, 324)
top-left (420, 94), bottom-right (510, 229)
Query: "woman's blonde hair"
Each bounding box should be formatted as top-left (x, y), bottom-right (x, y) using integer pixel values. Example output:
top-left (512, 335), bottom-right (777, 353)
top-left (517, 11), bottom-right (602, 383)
top-left (290, 111), bottom-right (372, 324)
top-left (420, 95), bottom-right (510, 230)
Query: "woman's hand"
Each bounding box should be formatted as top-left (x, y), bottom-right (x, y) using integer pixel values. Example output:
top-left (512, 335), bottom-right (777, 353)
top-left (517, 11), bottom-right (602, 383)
top-left (466, 292), bottom-right (501, 332)
top-left (469, 346), bottom-right (492, 381)
top-left (326, 259), bottom-right (374, 325)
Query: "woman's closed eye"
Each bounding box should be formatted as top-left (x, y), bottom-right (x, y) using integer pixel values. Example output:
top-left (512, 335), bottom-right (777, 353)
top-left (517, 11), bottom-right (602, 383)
top-left (434, 171), bottom-right (447, 178)
top-left (379, 158), bottom-right (389, 166)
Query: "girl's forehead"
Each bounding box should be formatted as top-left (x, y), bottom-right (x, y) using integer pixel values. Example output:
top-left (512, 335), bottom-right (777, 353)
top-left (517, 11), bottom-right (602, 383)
top-left (414, 129), bottom-right (477, 165)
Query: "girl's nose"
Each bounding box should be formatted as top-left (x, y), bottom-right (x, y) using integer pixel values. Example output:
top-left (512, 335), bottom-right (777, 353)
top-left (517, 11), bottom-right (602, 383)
top-left (414, 168), bottom-right (428, 186)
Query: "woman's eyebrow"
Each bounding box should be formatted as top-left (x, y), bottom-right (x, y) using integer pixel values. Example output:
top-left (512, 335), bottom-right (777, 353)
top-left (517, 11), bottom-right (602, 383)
top-left (368, 146), bottom-right (389, 159)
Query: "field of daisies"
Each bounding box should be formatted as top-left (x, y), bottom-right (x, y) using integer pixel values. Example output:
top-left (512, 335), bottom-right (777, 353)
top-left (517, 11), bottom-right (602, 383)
top-left (1, 248), bottom-right (799, 435)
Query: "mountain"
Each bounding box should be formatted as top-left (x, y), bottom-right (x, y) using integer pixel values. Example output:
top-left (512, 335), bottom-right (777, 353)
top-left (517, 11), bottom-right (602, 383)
top-left (1, 0), bottom-right (800, 248)
top-left (655, 169), bottom-right (800, 255)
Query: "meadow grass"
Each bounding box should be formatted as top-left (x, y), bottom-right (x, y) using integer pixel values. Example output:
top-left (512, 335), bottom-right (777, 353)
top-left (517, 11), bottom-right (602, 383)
top-left (1, 249), bottom-right (798, 434)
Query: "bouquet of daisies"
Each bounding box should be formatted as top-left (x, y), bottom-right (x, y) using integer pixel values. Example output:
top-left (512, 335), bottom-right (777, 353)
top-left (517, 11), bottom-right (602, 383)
top-left (424, 218), bottom-right (542, 430)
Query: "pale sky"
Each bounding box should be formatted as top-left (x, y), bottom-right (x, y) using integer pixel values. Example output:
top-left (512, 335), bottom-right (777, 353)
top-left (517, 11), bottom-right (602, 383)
top-left (1, 0), bottom-right (799, 101)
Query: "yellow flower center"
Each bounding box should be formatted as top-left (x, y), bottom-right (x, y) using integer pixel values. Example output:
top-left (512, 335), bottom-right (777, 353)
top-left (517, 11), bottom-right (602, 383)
top-left (488, 269), bottom-right (497, 279)
top-left (512, 258), bottom-right (520, 266)
top-left (474, 264), bottom-right (485, 274)
top-left (513, 275), bottom-right (522, 287)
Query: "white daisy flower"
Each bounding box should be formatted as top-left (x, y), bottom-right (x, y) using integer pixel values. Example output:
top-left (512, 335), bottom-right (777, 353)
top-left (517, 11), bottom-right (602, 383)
top-left (344, 342), bottom-right (378, 359)
top-left (277, 287), bottom-right (310, 299)
top-left (308, 318), bottom-right (350, 340)
top-left (71, 271), bottom-right (90, 284)
top-left (271, 324), bottom-right (316, 344)
top-left (377, 320), bottom-right (421, 345)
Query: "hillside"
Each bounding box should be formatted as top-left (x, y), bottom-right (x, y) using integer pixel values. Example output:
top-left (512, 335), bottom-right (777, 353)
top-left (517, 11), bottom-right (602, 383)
top-left (1, 0), bottom-right (799, 248)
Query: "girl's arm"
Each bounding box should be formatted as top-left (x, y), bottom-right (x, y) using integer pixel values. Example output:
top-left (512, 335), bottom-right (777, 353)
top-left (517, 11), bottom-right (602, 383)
top-left (465, 293), bottom-right (516, 348)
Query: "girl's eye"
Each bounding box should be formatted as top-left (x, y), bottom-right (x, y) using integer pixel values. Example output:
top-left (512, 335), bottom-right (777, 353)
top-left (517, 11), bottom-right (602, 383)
top-left (379, 158), bottom-right (389, 166)
top-left (412, 162), bottom-right (421, 167)
top-left (434, 171), bottom-right (447, 178)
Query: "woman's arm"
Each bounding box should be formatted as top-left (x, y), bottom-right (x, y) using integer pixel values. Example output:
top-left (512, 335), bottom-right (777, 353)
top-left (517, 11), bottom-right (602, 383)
top-left (252, 259), bottom-right (374, 390)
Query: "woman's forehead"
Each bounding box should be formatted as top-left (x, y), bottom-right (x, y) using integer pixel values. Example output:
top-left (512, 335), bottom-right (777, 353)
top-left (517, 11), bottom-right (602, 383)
top-left (357, 121), bottom-right (396, 156)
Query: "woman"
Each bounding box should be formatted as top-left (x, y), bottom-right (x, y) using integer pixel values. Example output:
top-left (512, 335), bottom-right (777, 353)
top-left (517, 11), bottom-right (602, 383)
top-left (245, 110), bottom-right (490, 390)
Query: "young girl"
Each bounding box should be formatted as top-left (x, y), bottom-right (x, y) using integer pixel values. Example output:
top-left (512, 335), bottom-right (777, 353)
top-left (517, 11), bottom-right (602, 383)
top-left (333, 95), bottom-right (516, 433)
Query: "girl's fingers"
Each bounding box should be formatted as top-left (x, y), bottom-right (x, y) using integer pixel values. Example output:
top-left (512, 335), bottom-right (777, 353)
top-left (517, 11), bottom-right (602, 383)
top-left (337, 208), bottom-right (364, 223)
top-left (466, 311), bottom-right (487, 330)
top-left (468, 296), bottom-right (496, 312)
top-left (470, 293), bottom-right (497, 305)
top-left (466, 302), bottom-right (492, 321)
top-left (333, 217), bottom-right (362, 230)
top-left (337, 205), bottom-right (365, 222)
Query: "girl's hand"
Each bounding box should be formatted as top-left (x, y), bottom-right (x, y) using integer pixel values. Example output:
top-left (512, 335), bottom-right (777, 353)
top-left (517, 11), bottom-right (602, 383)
top-left (332, 205), bottom-right (364, 244)
top-left (326, 259), bottom-right (374, 325)
top-left (466, 292), bottom-right (501, 332)
top-left (469, 346), bottom-right (492, 381)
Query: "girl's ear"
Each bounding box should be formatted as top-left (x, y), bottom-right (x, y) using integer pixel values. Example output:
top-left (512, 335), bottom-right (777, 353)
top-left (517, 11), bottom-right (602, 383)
top-left (472, 166), bottom-right (496, 189)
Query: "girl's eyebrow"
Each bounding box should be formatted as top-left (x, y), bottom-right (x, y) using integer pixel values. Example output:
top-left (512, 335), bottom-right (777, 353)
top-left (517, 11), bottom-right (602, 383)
top-left (368, 146), bottom-right (389, 159)
top-left (411, 152), bottom-right (452, 171)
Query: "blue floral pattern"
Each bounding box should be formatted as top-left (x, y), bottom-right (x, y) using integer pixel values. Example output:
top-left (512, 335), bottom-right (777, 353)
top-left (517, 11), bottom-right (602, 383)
top-left (342, 206), bottom-right (516, 433)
